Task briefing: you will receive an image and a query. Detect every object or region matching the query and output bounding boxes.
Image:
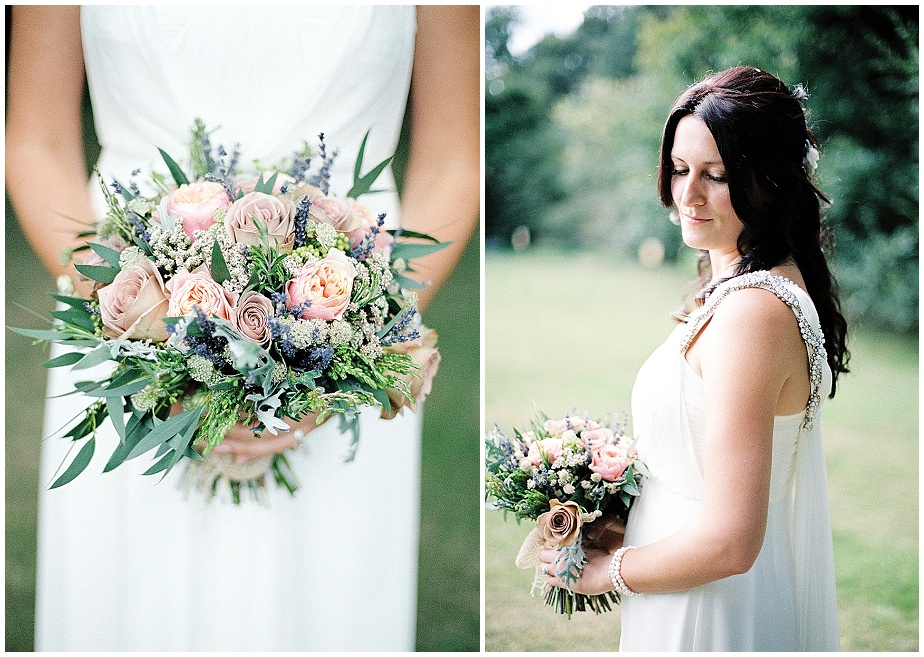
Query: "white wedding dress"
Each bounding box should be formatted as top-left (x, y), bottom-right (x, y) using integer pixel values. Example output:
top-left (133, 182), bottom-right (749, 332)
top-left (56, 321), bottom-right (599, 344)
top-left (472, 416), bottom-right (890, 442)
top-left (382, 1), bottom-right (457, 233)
top-left (35, 6), bottom-right (421, 651)
top-left (621, 272), bottom-right (840, 651)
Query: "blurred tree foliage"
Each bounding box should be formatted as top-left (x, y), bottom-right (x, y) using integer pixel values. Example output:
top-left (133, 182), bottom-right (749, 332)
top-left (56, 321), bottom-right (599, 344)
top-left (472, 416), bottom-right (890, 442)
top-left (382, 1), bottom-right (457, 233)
top-left (485, 5), bottom-right (919, 333)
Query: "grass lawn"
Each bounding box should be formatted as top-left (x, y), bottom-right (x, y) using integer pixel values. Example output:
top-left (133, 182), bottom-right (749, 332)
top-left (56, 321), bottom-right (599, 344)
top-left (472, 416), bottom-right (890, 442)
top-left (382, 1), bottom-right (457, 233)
top-left (485, 248), bottom-right (918, 651)
top-left (5, 206), bottom-right (480, 652)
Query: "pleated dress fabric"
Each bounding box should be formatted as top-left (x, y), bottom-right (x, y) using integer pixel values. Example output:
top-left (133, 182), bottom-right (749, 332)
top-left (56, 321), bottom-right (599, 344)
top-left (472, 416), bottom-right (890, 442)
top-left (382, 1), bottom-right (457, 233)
top-left (620, 272), bottom-right (840, 651)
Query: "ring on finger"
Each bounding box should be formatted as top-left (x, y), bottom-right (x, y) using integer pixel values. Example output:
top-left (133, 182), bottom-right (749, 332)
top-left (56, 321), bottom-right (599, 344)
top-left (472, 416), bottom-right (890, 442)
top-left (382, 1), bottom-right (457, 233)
top-left (541, 564), bottom-right (549, 575)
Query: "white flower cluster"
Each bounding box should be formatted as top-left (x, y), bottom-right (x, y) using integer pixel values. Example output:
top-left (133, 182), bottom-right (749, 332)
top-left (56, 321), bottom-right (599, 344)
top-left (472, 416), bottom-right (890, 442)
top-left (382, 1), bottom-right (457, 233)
top-left (148, 223), bottom-right (203, 274)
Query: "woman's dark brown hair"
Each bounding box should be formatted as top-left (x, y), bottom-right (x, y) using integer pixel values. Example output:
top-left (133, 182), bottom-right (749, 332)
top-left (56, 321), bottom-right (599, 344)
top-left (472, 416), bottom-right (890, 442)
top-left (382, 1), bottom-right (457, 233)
top-left (658, 66), bottom-right (849, 396)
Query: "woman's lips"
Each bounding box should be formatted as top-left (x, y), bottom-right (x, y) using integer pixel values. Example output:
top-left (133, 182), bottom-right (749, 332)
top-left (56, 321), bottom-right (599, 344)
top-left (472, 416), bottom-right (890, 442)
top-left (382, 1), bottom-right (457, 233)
top-left (682, 213), bottom-right (711, 224)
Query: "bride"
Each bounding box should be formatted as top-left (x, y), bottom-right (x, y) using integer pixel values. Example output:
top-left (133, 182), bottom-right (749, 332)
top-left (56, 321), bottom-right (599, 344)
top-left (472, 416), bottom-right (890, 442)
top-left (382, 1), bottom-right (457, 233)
top-left (6, 5), bottom-right (478, 652)
top-left (537, 67), bottom-right (846, 651)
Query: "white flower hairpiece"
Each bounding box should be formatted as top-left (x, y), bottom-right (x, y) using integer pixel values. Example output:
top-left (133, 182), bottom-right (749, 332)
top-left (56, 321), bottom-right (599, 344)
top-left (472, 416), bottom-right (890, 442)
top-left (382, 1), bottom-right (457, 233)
top-left (804, 139), bottom-right (820, 174)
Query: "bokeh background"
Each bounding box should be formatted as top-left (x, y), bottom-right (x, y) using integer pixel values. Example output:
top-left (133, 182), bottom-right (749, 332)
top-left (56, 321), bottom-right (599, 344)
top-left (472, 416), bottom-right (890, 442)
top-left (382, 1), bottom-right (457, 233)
top-left (4, 10), bottom-right (480, 652)
top-left (485, 5), bottom-right (918, 651)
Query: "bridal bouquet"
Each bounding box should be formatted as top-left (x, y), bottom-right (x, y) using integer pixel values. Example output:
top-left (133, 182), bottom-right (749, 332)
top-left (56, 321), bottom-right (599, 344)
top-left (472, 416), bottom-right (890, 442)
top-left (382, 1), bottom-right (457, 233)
top-left (13, 121), bottom-right (445, 504)
top-left (485, 410), bottom-right (646, 618)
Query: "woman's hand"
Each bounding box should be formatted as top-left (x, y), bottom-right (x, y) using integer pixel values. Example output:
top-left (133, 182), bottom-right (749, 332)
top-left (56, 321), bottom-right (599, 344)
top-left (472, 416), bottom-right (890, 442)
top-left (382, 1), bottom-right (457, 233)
top-left (171, 402), bottom-right (322, 464)
top-left (536, 544), bottom-right (615, 596)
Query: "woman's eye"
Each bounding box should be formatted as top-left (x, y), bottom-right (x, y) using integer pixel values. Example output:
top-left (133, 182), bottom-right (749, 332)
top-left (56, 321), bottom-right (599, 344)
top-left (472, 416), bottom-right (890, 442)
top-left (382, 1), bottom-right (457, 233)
top-left (671, 168), bottom-right (688, 176)
top-left (706, 173), bottom-right (727, 183)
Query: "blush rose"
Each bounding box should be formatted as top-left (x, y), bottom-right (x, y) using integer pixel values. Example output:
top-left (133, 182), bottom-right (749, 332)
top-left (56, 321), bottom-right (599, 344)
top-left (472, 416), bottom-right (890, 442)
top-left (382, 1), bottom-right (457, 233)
top-left (232, 291), bottom-right (274, 348)
top-left (285, 248), bottom-right (357, 321)
top-left (166, 265), bottom-right (234, 320)
top-left (527, 437), bottom-right (564, 466)
top-left (224, 191), bottom-right (296, 252)
top-left (97, 257), bottom-right (170, 341)
top-left (162, 181), bottom-right (230, 239)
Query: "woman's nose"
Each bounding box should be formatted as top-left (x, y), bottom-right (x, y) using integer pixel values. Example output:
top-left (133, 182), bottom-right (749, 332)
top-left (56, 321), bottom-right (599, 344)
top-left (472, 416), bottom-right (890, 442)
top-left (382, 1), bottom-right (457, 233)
top-left (680, 176), bottom-right (705, 208)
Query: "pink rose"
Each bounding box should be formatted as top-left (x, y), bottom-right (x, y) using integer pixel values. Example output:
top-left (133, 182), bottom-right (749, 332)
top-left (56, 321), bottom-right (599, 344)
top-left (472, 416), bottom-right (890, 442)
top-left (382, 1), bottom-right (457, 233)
top-left (97, 257), bottom-right (170, 341)
top-left (166, 265), bottom-right (234, 320)
top-left (232, 291), bottom-right (274, 348)
top-left (285, 248), bottom-right (357, 321)
top-left (162, 181), bottom-right (230, 239)
top-left (589, 443), bottom-right (631, 482)
top-left (544, 417), bottom-right (587, 436)
top-left (307, 194), bottom-right (362, 233)
top-left (581, 427), bottom-right (615, 451)
top-left (527, 437), bottom-right (564, 466)
top-left (224, 191), bottom-right (296, 252)
top-left (380, 327), bottom-right (441, 420)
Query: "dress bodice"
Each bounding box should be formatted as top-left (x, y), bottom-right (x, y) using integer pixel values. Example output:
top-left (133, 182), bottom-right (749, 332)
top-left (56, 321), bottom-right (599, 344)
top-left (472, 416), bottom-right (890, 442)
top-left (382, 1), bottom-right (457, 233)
top-left (630, 271), bottom-right (832, 501)
top-left (80, 5), bottom-right (416, 221)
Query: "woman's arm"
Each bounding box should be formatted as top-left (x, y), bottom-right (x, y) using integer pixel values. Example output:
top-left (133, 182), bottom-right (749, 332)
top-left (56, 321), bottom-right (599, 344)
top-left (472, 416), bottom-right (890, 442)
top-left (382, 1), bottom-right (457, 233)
top-left (400, 5), bottom-right (480, 312)
top-left (6, 6), bottom-right (95, 289)
top-left (541, 288), bottom-right (808, 594)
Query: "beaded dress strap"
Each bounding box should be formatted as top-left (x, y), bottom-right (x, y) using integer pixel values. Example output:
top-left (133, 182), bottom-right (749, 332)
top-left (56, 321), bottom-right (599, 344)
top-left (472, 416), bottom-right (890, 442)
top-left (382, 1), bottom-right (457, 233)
top-left (679, 271), bottom-right (827, 430)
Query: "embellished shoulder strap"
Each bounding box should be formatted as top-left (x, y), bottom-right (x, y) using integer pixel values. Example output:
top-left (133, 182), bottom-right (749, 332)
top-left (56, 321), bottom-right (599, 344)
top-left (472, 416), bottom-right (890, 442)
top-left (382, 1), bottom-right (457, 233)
top-left (679, 271), bottom-right (827, 430)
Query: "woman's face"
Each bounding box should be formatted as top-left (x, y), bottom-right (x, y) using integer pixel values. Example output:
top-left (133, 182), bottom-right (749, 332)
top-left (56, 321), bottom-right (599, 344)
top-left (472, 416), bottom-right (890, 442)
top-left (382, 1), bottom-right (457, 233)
top-left (670, 114), bottom-right (744, 257)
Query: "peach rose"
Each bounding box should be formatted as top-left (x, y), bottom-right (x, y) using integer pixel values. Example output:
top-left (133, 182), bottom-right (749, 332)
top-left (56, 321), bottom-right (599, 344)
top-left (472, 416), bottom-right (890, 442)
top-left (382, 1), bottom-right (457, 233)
top-left (232, 291), bottom-right (274, 348)
top-left (162, 181), bottom-right (230, 239)
top-left (285, 248), bottom-right (357, 321)
top-left (527, 437), bottom-right (564, 466)
top-left (537, 500), bottom-right (583, 548)
top-left (224, 191), bottom-right (296, 252)
top-left (166, 265), bottom-right (234, 320)
top-left (97, 257), bottom-right (170, 341)
top-left (581, 427), bottom-right (615, 451)
top-left (380, 327), bottom-right (441, 419)
top-left (589, 443), bottom-right (631, 482)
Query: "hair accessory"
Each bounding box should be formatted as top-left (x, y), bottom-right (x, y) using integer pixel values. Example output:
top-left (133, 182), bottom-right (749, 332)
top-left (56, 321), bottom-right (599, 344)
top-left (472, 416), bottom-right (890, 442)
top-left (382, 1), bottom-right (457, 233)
top-left (608, 545), bottom-right (640, 597)
top-left (804, 139), bottom-right (820, 174)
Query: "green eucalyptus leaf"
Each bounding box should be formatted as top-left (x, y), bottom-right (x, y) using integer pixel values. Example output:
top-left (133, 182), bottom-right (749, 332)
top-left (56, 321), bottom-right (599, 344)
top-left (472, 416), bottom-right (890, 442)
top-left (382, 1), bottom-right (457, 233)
top-left (72, 346), bottom-right (114, 371)
top-left (51, 306), bottom-right (96, 333)
top-left (347, 129), bottom-right (393, 198)
top-left (158, 147), bottom-right (190, 186)
top-left (210, 239), bottom-right (231, 284)
top-left (42, 352), bottom-right (86, 369)
top-left (88, 242), bottom-right (123, 268)
top-left (50, 293), bottom-right (93, 308)
top-left (390, 241), bottom-right (451, 262)
top-left (125, 406), bottom-right (203, 461)
top-left (390, 272), bottom-right (427, 290)
top-left (106, 395), bottom-right (127, 441)
top-left (254, 171), bottom-right (279, 194)
top-left (49, 437), bottom-right (96, 489)
top-left (103, 413), bottom-right (151, 472)
top-left (387, 228), bottom-right (441, 242)
top-left (74, 263), bottom-right (119, 285)
top-left (9, 327), bottom-right (70, 342)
